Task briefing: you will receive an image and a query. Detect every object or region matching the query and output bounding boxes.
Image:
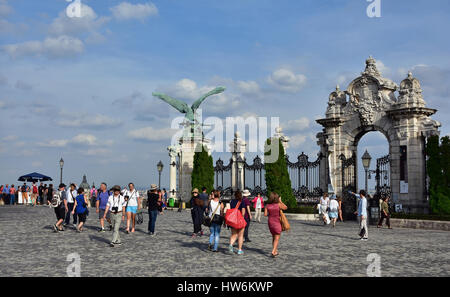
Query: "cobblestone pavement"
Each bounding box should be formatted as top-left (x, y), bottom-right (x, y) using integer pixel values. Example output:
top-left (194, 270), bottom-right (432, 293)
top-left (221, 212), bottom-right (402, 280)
top-left (0, 205), bottom-right (448, 277)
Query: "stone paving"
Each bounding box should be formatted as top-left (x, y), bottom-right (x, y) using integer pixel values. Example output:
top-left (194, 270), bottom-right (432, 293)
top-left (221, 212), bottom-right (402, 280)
top-left (0, 205), bottom-right (448, 277)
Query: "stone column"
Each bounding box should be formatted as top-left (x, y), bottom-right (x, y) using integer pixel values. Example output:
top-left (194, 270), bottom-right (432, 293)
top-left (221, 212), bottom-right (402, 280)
top-left (230, 132), bottom-right (246, 191)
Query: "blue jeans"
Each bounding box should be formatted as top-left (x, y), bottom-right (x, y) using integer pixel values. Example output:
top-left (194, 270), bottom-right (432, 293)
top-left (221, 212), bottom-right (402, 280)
top-left (209, 223), bottom-right (222, 251)
top-left (10, 194), bottom-right (14, 205)
top-left (148, 210), bottom-right (158, 233)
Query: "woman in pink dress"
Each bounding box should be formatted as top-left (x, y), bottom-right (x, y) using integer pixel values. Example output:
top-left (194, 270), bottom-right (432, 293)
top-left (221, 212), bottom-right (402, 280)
top-left (264, 192), bottom-right (288, 258)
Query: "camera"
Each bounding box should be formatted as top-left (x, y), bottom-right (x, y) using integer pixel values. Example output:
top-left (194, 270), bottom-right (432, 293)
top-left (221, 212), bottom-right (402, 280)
top-left (124, 195), bottom-right (129, 201)
top-left (112, 207), bottom-right (119, 213)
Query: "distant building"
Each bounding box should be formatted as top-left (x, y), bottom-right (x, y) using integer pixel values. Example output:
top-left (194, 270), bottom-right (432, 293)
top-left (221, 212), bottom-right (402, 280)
top-left (80, 175), bottom-right (90, 192)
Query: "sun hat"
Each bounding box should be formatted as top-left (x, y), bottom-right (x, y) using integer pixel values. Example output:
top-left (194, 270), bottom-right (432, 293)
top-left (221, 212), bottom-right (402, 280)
top-left (242, 189), bottom-right (251, 197)
top-left (150, 184), bottom-right (158, 190)
top-left (192, 188), bottom-right (199, 194)
top-left (111, 185), bottom-right (121, 192)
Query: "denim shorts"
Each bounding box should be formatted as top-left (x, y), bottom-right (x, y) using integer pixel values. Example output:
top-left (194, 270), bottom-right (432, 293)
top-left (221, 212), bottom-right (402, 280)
top-left (126, 206), bottom-right (138, 214)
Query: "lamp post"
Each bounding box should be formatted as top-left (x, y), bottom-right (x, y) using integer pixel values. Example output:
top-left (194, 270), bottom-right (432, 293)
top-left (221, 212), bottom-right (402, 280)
top-left (59, 158), bottom-right (64, 185)
top-left (157, 160), bottom-right (164, 189)
top-left (361, 150), bottom-right (372, 193)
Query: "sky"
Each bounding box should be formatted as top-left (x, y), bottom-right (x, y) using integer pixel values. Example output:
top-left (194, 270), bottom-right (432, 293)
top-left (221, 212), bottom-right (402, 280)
top-left (0, 0), bottom-right (449, 190)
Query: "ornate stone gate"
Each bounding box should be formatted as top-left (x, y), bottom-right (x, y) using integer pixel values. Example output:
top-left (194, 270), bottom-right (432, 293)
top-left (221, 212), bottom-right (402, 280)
top-left (317, 57), bottom-right (441, 214)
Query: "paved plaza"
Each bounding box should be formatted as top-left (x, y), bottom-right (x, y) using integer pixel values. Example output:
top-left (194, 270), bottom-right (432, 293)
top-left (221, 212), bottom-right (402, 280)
top-left (0, 205), bottom-right (448, 277)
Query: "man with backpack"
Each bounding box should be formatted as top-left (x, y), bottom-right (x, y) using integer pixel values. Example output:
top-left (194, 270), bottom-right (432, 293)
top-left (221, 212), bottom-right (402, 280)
top-left (52, 183), bottom-right (68, 232)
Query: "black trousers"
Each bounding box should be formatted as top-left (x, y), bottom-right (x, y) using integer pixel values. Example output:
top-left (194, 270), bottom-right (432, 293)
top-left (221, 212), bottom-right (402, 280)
top-left (65, 203), bottom-right (77, 224)
top-left (244, 217), bottom-right (250, 240)
top-left (377, 212), bottom-right (390, 227)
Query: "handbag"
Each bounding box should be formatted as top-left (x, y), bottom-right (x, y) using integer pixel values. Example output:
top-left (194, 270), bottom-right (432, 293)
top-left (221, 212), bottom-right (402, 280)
top-left (203, 201), bottom-right (221, 227)
top-left (280, 210), bottom-right (290, 232)
top-left (224, 201), bottom-right (247, 229)
top-left (136, 211), bottom-right (144, 225)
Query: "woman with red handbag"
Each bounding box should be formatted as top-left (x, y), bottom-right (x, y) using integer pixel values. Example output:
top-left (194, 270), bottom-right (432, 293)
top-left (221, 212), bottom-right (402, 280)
top-left (226, 190), bottom-right (247, 255)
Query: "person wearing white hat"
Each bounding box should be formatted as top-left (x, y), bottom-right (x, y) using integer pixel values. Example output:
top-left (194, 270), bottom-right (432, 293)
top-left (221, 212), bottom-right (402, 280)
top-left (242, 189), bottom-right (253, 243)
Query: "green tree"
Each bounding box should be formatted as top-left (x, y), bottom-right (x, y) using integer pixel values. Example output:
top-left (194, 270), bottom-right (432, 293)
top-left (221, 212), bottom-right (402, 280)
top-left (191, 145), bottom-right (215, 193)
top-left (426, 135), bottom-right (450, 214)
top-left (264, 138), bottom-right (297, 208)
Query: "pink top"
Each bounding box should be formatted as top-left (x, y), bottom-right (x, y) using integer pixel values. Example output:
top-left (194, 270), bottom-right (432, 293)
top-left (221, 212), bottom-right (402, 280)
top-left (252, 196), bottom-right (264, 209)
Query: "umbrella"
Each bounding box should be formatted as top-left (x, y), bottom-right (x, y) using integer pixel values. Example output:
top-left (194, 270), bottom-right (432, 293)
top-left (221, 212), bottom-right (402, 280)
top-left (18, 172), bottom-right (53, 183)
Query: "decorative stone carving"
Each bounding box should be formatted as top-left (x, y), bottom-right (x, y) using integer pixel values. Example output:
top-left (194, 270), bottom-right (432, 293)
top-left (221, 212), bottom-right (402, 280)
top-left (273, 126), bottom-right (290, 151)
top-left (326, 85), bottom-right (347, 117)
top-left (397, 72), bottom-right (426, 108)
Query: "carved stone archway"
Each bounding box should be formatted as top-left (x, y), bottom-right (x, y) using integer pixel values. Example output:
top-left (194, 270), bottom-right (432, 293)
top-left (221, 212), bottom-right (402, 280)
top-left (317, 57), bottom-right (440, 214)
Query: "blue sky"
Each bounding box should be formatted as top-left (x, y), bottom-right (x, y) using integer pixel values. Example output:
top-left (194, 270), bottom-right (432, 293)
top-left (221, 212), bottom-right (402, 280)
top-left (1, 0), bottom-right (449, 190)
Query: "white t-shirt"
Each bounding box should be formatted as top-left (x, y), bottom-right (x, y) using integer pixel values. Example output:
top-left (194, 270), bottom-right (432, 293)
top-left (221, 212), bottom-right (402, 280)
top-left (67, 189), bottom-right (76, 203)
top-left (320, 197), bottom-right (329, 206)
top-left (329, 200), bottom-right (339, 212)
top-left (106, 194), bottom-right (126, 210)
top-left (124, 189), bottom-right (139, 207)
top-left (209, 200), bottom-right (221, 218)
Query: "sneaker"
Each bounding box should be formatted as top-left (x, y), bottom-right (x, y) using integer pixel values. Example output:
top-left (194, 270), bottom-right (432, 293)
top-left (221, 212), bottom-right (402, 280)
top-left (245, 239), bottom-right (252, 243)
top-left (362, 238), bottom-right (368, 241)
top-left (237, 250), bottom-right (244, 255)
top-left (98, 228), bottom-right (105, 232)
top-left (208, 244), bottom-right (212, 251)
top-left (228, 244), bottom-right (234, 254)
top-left (114, 242), bottom-right (122, 246)
top-left (212, 249), bottom-right (219, 253)
top-left (72, 224), bottom-right (77, 228)
top-left (52, 224), bottom-right (58, 232)
top-left (110, 242), bottom-right (115, 247)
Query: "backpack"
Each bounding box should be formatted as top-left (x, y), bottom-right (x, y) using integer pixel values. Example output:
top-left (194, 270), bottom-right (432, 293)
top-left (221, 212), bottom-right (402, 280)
top-left (50, 191), bottom-right (62, 208)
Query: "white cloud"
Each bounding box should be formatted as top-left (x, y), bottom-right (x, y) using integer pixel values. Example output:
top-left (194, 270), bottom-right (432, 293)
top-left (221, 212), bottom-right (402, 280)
top-left (37, 139), bottom-right (69, 148)
top-left (2, 35), bottom-right (84, 59)
top-left (284, 117), bottom-right (310, 132)
top-left (110, 2), bottom-right (158, 21)
top-left (81, 148), bottom-right (112, 156)
top-left (0, 0), bottom-right (12, 17)
top-left (72, 134), bottom-right (97, 146)
top-left (268, 68), bottom-right (307, 93)
top-left (236, 80), bottom-right (261, 96)
top-left (1, 135), bottom-right (17, 141)
top-left (128, 126), bottom-right (177, 141)
top-left (56, 113), bottom-right (122, 129)
top-left (289, 134), bottom-right (307, 148)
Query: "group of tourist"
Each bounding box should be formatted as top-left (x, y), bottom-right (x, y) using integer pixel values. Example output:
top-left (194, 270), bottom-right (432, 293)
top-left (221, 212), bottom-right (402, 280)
top-left (189, 187), bottom-right (287, 257)
top-left (50, 182), bottom-right (168, 247)
top-left (2, 179), bottom-right (392, 255)
top-left (0, 183), bottom-right (54, 206)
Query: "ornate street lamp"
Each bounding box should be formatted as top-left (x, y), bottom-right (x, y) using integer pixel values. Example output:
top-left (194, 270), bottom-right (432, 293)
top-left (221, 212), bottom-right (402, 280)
top-left (59, 158), bottom-right (64, 185)
top-left (361, 150), bottom-right (372, 193)
top-left (157, 160), bottom-right (164, 189)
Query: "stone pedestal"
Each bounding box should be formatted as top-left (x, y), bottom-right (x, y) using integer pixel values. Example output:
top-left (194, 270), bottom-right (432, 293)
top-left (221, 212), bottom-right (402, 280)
top-left (177, 135), bottom-right (211, 202)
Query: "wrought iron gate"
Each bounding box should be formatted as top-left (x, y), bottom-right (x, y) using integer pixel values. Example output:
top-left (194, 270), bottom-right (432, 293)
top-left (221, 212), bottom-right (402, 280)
top-left (375, 154), bottom-right (391, 197)
top-left (214, 152), bottom-right (324, 203)
top-left (340, 153), bottom-right (357, 220)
